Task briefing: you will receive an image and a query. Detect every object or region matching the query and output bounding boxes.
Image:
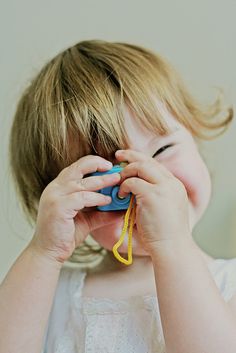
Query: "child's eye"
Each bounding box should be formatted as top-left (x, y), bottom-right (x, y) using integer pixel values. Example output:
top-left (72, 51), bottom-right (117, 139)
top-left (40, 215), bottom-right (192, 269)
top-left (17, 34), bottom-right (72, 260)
top-left (152, 144), bottom-right (173, 158)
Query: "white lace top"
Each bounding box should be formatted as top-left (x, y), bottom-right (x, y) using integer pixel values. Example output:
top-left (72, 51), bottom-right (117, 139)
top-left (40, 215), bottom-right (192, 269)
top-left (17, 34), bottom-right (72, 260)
top-left (42, 257), bottom-right (236, 353)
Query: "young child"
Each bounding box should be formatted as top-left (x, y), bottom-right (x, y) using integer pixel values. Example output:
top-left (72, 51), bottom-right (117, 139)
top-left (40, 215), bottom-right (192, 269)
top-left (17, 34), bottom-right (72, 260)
top-left (1, 39), bottom-right (236, 353)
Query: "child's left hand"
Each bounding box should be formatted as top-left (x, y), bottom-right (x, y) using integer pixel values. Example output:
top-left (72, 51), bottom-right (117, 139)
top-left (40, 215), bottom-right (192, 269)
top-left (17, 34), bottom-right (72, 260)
top-left (115, 149), bottom-right (192, 255)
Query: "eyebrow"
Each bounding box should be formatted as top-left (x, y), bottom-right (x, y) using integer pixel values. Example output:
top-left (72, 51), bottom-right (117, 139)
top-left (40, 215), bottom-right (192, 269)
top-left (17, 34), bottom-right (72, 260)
top-left (151, 126), bottom-right (180, 141)
top-left (166, 126), bottom-right (180, 134)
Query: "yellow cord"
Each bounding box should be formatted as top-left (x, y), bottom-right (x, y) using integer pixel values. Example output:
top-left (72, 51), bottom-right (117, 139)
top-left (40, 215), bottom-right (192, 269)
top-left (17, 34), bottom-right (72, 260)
top-left (112, 194), bottom-right (136, 265)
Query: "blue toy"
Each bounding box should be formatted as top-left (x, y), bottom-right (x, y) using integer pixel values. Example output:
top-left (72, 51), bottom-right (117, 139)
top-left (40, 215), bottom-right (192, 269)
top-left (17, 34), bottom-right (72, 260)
top-left (91, 164), bottom-right (132, 211)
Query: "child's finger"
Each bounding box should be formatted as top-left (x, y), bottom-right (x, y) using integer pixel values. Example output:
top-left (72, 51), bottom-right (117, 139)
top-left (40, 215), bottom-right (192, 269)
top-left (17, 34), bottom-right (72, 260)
top-left (117, 177), bottom-right (151, 199)
top-left (118, 161), bottom-right (166, 185)
top-left (61, 191), bottom-right (112, 218)
top-left (115, 149), bottom-right (149, 162)
top-left (115, 149), bottom-right (172, 178)
top-left (57, 155), bottom-right (113, 184)
top-left (58, 173), bottom-right (121, 195)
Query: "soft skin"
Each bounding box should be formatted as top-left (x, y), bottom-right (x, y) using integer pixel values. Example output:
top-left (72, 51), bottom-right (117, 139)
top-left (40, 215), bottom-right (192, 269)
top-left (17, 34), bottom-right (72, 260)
top-left (90, 104), bottom-right (212, 255)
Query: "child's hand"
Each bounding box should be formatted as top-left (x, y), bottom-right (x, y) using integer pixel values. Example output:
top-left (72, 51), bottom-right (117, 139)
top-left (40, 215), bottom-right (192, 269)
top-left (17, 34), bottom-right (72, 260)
top-left (115, 149), bottom-right (192, 255)
top-left (30, 156), bottom-right (121, 263)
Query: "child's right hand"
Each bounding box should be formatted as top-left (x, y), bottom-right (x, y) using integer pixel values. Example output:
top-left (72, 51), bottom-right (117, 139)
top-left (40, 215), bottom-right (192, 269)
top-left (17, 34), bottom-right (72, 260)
top-left (30, 155), bottom-right (121, 264)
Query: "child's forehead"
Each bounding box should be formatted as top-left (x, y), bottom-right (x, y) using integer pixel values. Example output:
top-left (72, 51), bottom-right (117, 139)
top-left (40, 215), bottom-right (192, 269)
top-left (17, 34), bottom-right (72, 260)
top-left (123, 100), bottom-right (182, 138)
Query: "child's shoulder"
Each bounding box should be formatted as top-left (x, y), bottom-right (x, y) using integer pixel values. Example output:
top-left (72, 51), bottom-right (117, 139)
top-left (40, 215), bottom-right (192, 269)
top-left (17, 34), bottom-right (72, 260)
top-left (207, 256), bottom-right (236, 302)
top-left (58, 264), bottom-right (87, 295)
top-left (206, 253), bottom-right (236, 275)
top-left (198, 247), bottom-right (236, 274)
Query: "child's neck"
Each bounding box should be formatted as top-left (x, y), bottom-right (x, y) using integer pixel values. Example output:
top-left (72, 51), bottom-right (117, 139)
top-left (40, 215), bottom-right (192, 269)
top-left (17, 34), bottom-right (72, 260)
top-left (84, 253), bottom-right (156, 299)
top-left (83, 243), bottom-right (214, 300)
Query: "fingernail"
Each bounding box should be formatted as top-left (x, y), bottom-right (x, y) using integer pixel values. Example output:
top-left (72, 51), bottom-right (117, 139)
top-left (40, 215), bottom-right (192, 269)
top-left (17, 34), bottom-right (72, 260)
top-left (104, 161), bottom-right (113, 167)
top-left (113, 172), bottom-right (121, 178)
top-left (117, 192), bottom-right (125, 199)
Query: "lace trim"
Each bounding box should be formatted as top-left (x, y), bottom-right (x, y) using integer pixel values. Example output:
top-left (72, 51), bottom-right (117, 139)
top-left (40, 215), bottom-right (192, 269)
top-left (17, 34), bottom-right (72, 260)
top-left (79, 295), bottom-right (158, 314)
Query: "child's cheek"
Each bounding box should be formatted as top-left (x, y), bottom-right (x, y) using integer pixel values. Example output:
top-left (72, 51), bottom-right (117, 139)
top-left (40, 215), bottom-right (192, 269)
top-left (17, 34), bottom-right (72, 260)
top-left (162, 155), bottom-right (212, 210)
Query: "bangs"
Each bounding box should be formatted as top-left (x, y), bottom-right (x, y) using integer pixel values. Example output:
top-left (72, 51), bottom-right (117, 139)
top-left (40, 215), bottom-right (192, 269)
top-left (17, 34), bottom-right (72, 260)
top-left (58, 41), bottom-right (181, 170)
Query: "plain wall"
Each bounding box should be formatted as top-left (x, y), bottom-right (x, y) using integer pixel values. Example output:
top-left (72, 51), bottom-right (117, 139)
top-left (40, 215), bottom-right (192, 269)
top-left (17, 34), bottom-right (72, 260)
top-left (1, 0), bottom-right (236, 281)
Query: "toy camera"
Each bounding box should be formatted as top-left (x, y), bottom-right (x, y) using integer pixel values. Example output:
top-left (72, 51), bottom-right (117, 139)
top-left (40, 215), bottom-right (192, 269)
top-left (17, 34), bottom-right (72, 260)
top-left (91, 164), bottom-right (132, 211)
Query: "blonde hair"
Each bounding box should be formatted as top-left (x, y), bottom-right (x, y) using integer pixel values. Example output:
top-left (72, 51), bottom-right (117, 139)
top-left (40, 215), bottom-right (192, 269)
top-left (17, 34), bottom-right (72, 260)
top-left (9, 39), bottom-right (233, 264)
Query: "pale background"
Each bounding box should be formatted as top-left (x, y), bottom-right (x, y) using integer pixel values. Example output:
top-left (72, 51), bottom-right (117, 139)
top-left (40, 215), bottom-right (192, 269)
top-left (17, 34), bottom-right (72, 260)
top-left (1, 0), bottom-right (236, 281)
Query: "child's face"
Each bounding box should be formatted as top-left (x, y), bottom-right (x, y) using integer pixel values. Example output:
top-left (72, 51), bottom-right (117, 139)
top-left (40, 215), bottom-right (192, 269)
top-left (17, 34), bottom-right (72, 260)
top-left (90, 102), bottom-right (212, 256)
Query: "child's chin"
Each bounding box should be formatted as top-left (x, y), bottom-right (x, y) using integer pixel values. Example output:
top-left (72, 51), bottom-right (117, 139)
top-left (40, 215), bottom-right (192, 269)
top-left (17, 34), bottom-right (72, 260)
top-left (91, 226), bottom-right (149, 257)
